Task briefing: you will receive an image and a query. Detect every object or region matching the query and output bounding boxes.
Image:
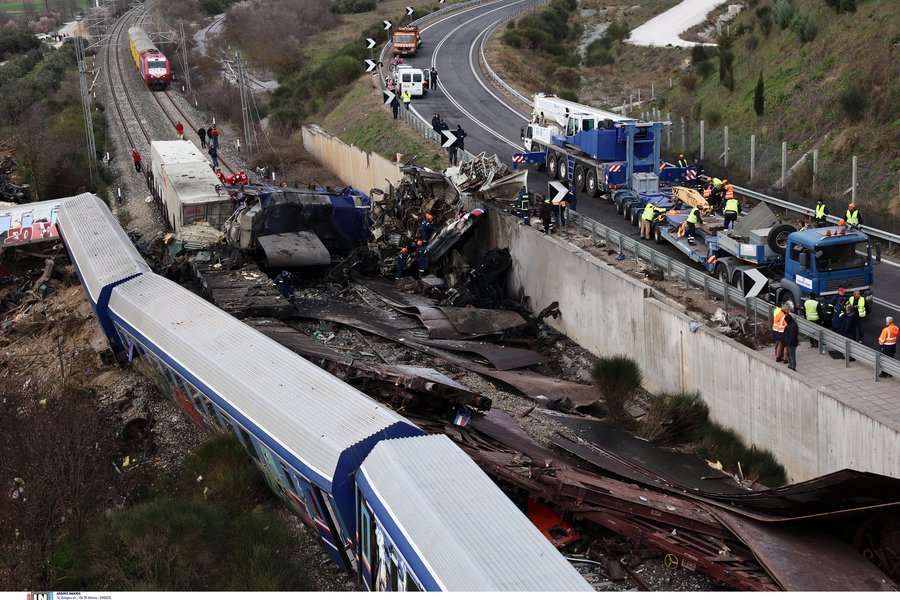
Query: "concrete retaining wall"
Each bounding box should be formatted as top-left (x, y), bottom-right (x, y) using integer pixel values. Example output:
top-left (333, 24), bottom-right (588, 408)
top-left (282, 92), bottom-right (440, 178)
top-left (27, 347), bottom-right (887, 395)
top-left (301, 125), bottom-right (402, 193)
top-left (302, 127), bottom-right (900, 482)
top-left (481, 209), bottom-right (900, 481)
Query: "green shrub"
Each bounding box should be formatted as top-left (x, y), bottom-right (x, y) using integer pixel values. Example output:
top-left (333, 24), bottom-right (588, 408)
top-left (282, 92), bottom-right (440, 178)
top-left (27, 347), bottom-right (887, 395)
top-left (691, 45), bottom-right (709, 63)
top-left (696, 59), bottom-right (716, 78)
top-left (680, 74), bottom-right (697, 92)
top-left (331, 0), bottom-right (376, 13)
top-left (838, 86), bottom-right (869, 122)
top-left (558, 88), bottom-right (579, 102)
top-left (584, 47), bottom-right (615, 66)
top-left (773, 0), bottom-right (795, 29)
top-left (745, 34), bottom-right (759, 51)
top-left (754, 71), bottom-right (765, 115)
top-left (501, 30), bottom-right (523, 48)
top-left (590, 355), bottom-right (642, 423)
top-left (606, 22), bottom-right (630, 42)
top-left (637, 392), bottom-right (709, 445)
top-left (790, 12), bottom-right (818, 43)
top-left (705, 109), bottom-right (722, 127)
top-left (554, 66), bottom-right (581, 88)
top-left (759, 13), bottom-right (773, 36)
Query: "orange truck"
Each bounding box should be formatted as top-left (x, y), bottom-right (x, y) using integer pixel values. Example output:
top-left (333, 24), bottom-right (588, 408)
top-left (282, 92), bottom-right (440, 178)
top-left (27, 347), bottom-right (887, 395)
top-left (392, 26), bottom-right (421, 56)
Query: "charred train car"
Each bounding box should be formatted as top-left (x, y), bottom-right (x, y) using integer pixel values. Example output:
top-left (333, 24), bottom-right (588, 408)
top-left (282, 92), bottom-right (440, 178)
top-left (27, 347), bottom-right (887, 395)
top-left (56, 194), bottom-right (592, 592)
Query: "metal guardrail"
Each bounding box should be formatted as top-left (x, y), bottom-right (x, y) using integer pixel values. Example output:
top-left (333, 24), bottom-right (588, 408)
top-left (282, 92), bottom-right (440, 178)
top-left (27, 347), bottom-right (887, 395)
top-left (732, 185), bottom-right (900, 246)
top-left (474, 14), bottom-right (900, 249)
top-left (563, 209), bottom-right (900, 380)
top-left (477, 1), bottom-right (546, 107)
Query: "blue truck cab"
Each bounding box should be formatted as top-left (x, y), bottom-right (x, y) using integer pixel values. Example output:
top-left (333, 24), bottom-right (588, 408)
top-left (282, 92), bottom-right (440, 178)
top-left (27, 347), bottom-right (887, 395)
top-left (782, 227), bottom-right (873, 301)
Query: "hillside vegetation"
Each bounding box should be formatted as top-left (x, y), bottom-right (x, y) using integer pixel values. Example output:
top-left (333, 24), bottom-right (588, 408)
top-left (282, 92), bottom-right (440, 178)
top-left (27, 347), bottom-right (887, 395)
top-left (490, 0), bottom-right (899, 218)
top-left (665, 0), bottom-right (898, 213)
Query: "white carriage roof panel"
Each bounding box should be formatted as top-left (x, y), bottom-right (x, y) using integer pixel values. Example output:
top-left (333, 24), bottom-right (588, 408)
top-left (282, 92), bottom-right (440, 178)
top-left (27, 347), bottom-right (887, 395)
top-left (58, 193), bottom-right (150, 301)
top-left (151, 140), bottom-right (207, 166)
top-left (361, 435), bottom-right (593, 591)
top-left (162, 162), bottom-right (223, 205)
top-left (108, 273), bottom-right (412, 484)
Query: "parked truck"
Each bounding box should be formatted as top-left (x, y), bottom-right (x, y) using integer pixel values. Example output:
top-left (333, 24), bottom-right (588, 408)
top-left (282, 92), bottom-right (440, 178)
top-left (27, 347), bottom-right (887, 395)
top-left (646, 189), bottom-right (873, 306)
top-left (392, 26), bottom-right (421, 56)
top-left (518, 94), bottom-right (686, 196)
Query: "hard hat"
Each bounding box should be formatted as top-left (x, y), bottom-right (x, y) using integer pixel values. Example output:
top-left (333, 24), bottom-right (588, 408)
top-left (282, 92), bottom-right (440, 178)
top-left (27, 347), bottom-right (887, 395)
top-left (401, 247), bottom-right (408, 253)
top-left (849, 203), bottom-right (856, 208)
top-left (838, 218), bottom-right (845, 225)
top-left (417, 240), bottom-right (423, 246)
top-left (425, 213), bottom-right (433, 220)
top-left (838, 287), bottom-right (846, 294)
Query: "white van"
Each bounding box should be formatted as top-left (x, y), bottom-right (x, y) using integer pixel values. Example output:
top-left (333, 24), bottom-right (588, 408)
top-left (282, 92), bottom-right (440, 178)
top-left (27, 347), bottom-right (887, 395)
top-left (396, 66), bottom-right (427, 98)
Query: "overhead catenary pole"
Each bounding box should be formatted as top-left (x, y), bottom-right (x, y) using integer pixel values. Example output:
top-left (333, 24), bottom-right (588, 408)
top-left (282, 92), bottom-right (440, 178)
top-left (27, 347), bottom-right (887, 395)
top-left (235, 51), bottom-right (253, 162)
top-left (74, 16), bottom-right (97, 189)
top-left (699, 120), bottom-right (705, 159)
top-left (851, 155), bottom-right (858, 203)
top-left (781, 141), bottom-right (787, 189)
top-left (180, 21), bottom-right (192, 98)
top-left (750, 134), bottom-right (756, 182)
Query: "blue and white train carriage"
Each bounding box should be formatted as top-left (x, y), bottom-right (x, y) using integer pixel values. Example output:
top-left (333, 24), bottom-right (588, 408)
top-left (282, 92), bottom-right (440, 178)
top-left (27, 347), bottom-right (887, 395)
top-left (357, 435), bottom-right (594, 591)
top-left (57, 196), bottom-right (592, 591)
top-left (107, 273), bottom-right (421, 570)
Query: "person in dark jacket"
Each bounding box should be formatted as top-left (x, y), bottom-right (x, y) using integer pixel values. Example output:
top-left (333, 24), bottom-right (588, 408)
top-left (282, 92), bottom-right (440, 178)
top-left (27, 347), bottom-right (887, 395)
top-left (454, 124), bottom-right (466, 152)
top-left (431, 113), bottom-right (442, 132)
top-left (539, 195), bottom-right (552, 234)
top-left (390, 94), bottom-right (400, 119)
top-left (197, 126), bottom-right (207, 148)
top-left (783, 313), bottom-right (799, 371)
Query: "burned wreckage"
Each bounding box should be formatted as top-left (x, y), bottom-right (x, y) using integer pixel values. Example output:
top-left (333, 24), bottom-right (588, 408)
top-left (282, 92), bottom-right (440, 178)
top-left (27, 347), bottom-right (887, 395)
top-left (162, 165), bottom-right (898, 592)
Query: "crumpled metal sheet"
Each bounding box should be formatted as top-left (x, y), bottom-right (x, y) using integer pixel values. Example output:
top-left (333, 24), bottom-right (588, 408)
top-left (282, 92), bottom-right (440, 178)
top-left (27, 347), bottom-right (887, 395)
top-left (354, 275), bottom-right (436, 314)
top-left (433, 306), bottom-right (526, 335)
top-left (709, 507), bottom-right (896, 591)
top-left (468, 366), bottom-right (598, 408)
top-left (422, 338), bottom-right (545, 370)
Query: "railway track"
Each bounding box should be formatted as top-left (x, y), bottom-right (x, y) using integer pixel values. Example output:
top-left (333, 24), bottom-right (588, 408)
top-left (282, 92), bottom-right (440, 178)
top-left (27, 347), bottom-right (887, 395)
top-left (104, 6), bottom-right (235, 175)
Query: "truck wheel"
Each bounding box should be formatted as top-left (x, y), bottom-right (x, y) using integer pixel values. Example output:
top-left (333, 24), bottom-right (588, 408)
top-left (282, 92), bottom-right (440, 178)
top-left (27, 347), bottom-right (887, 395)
top-left (586, 170), bottom-right (599, 197)
top-left (767, 224), bottom-right (796, 255)
top-left (558, 159), bottom-right (569, 182)
top-left (653, 222), bottom-right (664, 244)
top-left (732, 271), bottom-right (745, 293)
top-left (615, 199), bottom-right (623, 215)
top-left (630, 207), bottom-right (640, 226)
top-left (547, 154), bottom-right (558, 179)
top-left (574, 165), bottom-right (585, 191)
top-left (715, 263), bottom-right (728, 283)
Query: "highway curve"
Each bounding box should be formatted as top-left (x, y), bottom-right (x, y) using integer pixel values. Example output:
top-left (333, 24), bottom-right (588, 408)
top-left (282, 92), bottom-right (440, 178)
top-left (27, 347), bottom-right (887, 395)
top-left (400, 0), bottom-right (900, 349)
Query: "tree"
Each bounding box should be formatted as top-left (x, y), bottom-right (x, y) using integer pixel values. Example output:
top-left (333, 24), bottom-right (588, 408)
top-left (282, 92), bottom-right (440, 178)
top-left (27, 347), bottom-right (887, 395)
top-left (754, 71), bottom-right (765, 115)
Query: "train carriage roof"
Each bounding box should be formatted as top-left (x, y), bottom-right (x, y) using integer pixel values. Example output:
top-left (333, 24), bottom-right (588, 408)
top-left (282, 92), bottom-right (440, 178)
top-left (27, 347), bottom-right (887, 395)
top-left (107, 273), bottom-right (420, 494)
top-left (58, 193), bottom-right (150, 304)
top-left (128, 26), bottom-right (162, 56)
top-left (357, 435), bottom-right (594, 592)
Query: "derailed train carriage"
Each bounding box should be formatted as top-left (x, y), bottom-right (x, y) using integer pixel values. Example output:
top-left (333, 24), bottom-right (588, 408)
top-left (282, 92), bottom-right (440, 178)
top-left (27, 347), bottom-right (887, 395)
top-left (57, 194), bottom-right (593, 592)
top-left (128, 26), bottom-right (171, 89)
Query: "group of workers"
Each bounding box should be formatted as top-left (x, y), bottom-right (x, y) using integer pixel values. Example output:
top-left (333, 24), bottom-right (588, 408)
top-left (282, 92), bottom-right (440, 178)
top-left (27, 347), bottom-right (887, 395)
top-left (772, 289), bottom-right (896, 376)
top-left (514, 186), bottom-right (573, 234)
top-left (395, 213), bottom-right (437, 279)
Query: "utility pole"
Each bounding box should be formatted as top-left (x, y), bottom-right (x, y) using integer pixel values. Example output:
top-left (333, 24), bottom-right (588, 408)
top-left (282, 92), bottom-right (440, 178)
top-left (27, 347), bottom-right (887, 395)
top-left (74, 15), bottom-right (97, 189)
top-left (179, 21), bottom-right (192, 97)
top-left (235, 51), bottom-right (252, 162)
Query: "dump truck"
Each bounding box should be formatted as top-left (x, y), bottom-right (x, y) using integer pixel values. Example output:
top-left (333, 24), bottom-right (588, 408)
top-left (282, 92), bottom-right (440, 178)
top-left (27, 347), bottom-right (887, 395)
top-left (392, 26), bottom-right (421, 56)
top-left (517, 94), bottom-right (686, 196)
top-left (648, 198), bottom-right (873, 306)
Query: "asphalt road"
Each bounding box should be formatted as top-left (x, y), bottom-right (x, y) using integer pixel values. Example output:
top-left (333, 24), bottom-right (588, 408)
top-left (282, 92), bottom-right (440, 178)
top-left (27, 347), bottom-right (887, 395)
top-left (402, 0), bottom-right (900, 350)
